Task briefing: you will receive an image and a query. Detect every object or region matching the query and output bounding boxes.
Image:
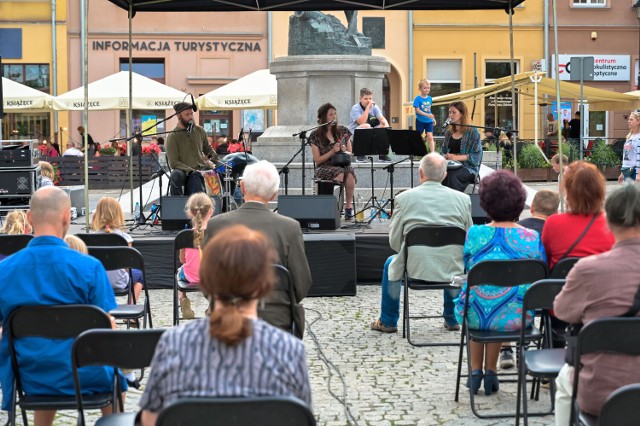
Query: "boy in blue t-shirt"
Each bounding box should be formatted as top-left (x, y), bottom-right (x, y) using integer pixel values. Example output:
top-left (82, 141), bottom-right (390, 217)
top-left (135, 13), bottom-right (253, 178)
top-left (413, 79), bottom-right (436, 152)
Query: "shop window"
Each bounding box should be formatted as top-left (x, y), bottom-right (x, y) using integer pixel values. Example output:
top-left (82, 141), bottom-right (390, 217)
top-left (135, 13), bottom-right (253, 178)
top-left (119, 58), bottom-right (165, 83)
top-left (484, 60), bottom-right (519, 132)
top-left (2, 64), bottom-right (50, 92)
top-left (427, 59), bottom-right (462, 137)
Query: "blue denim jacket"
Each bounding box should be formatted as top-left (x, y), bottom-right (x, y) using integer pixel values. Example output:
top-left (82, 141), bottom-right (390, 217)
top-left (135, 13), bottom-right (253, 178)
top-left (442, 128), bottom-right (483, 175)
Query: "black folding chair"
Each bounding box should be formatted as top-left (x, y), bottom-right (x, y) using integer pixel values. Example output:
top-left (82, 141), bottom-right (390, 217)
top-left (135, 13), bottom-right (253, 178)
top-left (591, 383), bottom-right (640, 426)
top-left (257, 264), bottom-right (298, 337)
top-left (454, 258), bottom-right (548, 419)
top-left (6, 305), bottom-right (113, 426)
top-left (173, 229), bottom-right (202, 326)
top-left (516, 279), bottom-right (567, 425)
top-left (549, 257), bottom-right (580, 279)
top-left (401, 225), bottom-right (467, 347)
top-left (88, 246), bottom-right (153, 329)
top-left (75, 233), bottom-right (129, 249)
top-left (0, 234), bottom-right (33, 257)
top-left (74, 328), bottom-right (166, 426)
top-left (548, 257), bottom-right (580, 349)
top-left (156, 396), bottom-right (316, 426)
top-left (571, 317), bottom-right (640, 426)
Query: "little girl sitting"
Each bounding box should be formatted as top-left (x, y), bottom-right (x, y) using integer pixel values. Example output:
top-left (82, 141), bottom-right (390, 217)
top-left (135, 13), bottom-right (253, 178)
top-left (39, 161), bottom-right (56, 187)
top-left (91, 197), bottom-right (144, 303)
top-left (178, 192), bottom-right (214, 320)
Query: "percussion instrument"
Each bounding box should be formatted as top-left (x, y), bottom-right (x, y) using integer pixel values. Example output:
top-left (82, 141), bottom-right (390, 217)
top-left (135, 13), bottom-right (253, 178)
top-left (331, 152), bottom-right (351, 167)
top-left (447, 160), bottom-right (462, 170)
top-left (222, 152), bottom-right (259, 177)
top-left (203, 170), bottom-right (222, 196)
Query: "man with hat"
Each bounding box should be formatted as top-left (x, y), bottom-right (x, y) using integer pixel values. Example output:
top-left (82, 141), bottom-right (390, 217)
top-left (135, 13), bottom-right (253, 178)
top-left (166, 102), bottom-right (219, 195)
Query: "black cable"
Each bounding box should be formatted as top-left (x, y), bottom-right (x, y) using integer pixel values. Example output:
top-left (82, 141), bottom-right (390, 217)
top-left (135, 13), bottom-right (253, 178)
top-left (305, 307), bottom-right (360, 426)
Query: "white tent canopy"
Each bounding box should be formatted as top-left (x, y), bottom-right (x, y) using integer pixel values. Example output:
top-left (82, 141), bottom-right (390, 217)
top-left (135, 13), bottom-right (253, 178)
top-left (196, 69), bottom-right (277, 110)
top-left (2, 77), bottom-right (53, 111)
top-left (52, 71), bottom-right (188, 111)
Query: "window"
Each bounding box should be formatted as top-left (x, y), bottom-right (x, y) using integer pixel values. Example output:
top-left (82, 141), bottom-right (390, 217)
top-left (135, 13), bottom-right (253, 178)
top-left (427, 59), bottom-right (462, 137)
top-left (2, 64), bottom-right (50, 92)
top-left (484, 60), bottom-right (519, 132)
top-left (572, 0), bottom-right (605, 7)
top-left (119, 58), bottom-right (165, 83)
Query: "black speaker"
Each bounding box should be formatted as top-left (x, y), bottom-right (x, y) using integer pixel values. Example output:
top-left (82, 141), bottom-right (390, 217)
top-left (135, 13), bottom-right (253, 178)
top-left (277, 195), bottom-right (340, 230)
top-left (0, 166), bottom-right (41, 196)
top-left (469, 193), bottom-right (490, 224)
top-left (162, 196), bottom-right (190, 231)
top-left (304, 233), bottom-right (356, 296)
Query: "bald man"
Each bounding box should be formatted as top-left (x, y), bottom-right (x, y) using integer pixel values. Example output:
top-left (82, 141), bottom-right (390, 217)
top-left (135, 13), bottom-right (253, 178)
top-left (0, 187), bottom-right (120, 426)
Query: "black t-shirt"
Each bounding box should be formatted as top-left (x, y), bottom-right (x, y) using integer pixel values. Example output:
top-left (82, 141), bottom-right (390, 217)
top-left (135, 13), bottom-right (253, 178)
top-left (449, 136), bottom-right (462, 154)
top-left (568, 119), bottom-right (580, 139)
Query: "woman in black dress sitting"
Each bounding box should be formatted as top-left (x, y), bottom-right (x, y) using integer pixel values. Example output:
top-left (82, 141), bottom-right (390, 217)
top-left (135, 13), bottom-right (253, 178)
top-left (441, 101), bottom-right (483, 192)
top-left (309, 103), bottom-right (357, 219)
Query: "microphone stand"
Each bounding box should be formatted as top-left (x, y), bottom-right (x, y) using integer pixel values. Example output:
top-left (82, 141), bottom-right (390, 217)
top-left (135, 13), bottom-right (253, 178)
top-left (291, 120), bottom-right (335, 196)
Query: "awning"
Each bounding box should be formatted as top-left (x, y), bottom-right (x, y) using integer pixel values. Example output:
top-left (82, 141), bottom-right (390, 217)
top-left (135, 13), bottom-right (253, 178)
top-left (196, 69), bottom-right (277, 111)
top-left (52, 71), bottom-right (188, 111)
top-left (2, 77), bottom-right (53, 111)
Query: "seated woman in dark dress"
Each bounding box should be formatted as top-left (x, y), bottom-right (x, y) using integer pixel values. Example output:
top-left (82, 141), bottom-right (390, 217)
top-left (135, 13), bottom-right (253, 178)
top-left (441, 101), bottom-right (483, 192)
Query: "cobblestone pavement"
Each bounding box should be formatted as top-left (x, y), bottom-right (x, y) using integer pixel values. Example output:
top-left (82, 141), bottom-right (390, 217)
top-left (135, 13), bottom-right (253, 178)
top-left (0, 286), bottom-right (554, 425)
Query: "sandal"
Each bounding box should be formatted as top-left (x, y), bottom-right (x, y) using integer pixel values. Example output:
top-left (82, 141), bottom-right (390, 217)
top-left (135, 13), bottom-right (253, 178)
top-left (370, 319), bottom-right (397, 333)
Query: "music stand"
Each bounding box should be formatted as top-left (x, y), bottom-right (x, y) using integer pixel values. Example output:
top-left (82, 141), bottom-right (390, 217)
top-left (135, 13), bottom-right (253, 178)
top-left (388, 129), bottom-right (428, 188)
top-left (352, 128), bottom-right (391, 225)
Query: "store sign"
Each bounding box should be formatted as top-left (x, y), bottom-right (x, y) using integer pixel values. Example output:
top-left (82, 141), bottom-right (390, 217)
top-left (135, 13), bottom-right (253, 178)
top-left (92, 40), bottom-right (261, 53)
top-left (552, 55), bottom-right (630, 81)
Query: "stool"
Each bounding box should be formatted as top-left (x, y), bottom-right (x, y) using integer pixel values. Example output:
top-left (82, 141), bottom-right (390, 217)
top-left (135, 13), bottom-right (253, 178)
top-left (315, 179), bottom-right (345, 216)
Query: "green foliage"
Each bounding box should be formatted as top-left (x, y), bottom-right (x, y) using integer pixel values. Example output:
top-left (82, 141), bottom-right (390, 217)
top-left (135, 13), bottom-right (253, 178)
top-left (558, 141), bottom-right (579, 162)
top-left (587, 139), bottom-right (619, 168)
top-left (518, 143), bottom-right (549, 169)
top-left (99, 147), bottom-right (117, 156)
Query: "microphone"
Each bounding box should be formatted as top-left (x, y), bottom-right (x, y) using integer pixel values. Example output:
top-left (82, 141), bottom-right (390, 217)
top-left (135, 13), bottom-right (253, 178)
top-left (441, 118), bottom-right (452, 129)
top-left (186, 121), bottom-right (194, 136)
top-left (190, 94), bottom-right (198, 113)
top-left (108, 138), bottom-right (119, 143)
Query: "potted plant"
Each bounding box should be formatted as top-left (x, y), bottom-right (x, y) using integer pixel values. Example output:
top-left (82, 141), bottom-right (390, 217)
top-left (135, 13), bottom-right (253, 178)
top-left (517, 142), bottom-right (550, 181)
top-left (99, 146), bottom-right (118, 156)
top-left (587, 139), bottom-right (620, 180)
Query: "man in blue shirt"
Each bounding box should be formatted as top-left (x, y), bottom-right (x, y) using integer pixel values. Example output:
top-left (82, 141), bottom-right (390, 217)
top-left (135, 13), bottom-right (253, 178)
top-left (0, 186), bottom-right (120, 425)
top-left (349, 87), bottom-right (391, 163)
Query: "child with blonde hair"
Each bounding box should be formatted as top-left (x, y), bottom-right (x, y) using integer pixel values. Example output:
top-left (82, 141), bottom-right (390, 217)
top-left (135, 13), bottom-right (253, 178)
top-left (2, 210), bottom-right (31, 235)
top-left (39, 161), bottom-right (55, 187)
top-left (91, 197), bottom-right (144, 304)
top-left (178, 192), bottom-right (214, 319)
top-left (413, 79), bottom-right (436, 152)
top-left (64, 235), bottom-right (88, 254)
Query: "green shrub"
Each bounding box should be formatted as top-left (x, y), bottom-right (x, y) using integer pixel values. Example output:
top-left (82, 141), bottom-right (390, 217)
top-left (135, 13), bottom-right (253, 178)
top-left (99, 147), bottom-right (117, 156)
top-left (518, 143), bottom-right (549, 169)
top-left (587, 139), bottom-right (619, 169)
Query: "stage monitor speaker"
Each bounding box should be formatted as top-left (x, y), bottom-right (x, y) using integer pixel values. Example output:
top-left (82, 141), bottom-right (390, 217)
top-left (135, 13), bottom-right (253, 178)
top-left (277, 195), bottom-right (340, 230)
top-left (469, 193), bottom-right (490, 224)
top-left (162, 196), bottom-right (190, 231)
top-left (304, 233), bottom-right (356, 297)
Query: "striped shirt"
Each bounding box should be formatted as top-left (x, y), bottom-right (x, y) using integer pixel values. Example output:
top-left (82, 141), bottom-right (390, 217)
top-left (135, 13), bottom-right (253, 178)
top-left (139, 318), bottom-right (312, 412)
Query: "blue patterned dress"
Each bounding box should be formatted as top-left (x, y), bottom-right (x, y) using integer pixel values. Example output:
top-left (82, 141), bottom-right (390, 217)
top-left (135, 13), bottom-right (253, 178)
top-left (454, 225), bottom-right (547, 331)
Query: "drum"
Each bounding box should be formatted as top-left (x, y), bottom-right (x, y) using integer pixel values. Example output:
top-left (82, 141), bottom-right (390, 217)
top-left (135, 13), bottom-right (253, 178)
top-left (222, 152), bottom-right (259, 177)
top-left (203, 170), bottom-right (222, 196)
top-left (331, 152), bottom-right (351, 167)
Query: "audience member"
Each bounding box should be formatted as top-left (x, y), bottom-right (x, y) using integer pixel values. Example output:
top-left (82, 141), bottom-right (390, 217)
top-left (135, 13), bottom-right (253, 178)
top-left (39, 161), bottom-right (55, 187)
top-left (553, 183), bottom-right (640, 424)
top-left (0, 187), bottom-right (121, 426)
top-left (64, 234), bottom-right (88, 254)
top-left (370, 153), bottom-right (472, 333)
top-left (227, 138), bottom-right (246, 153)
top-left (441, 101), bottom-right (482, 192)
top-left (551, 154), bottom-right (569, 200)
top-left (204, 161), bottom-right (312, 338)
top-left (156, 137), bottom-right (166, 152)
top-left (517, 189), bottom-right (560, 236)
top-left (1, 210), bottom-right (31, 235)
top-left (63, 142), bottom-right (84, 157)
top-left (139, 225), bottom-right (311, 425)
top-left (215, 137), bottom-right (229, 155)
top-left (177, 193), bottom-right (214, 320)
top-left (454, 170), bottom-right (546, 395)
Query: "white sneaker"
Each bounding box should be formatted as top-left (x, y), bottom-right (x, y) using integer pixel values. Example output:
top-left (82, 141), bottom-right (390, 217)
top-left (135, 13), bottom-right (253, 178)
top-left (180, 297), bottom-right (195, 320)
top-left (499, 349), bottom-right (515, 369)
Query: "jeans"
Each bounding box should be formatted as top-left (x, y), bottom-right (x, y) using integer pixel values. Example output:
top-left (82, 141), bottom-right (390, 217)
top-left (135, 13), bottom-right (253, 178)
top-left (170, 169), bottom-right (205, 196)
top-left (379, 255), bottom-right (460, 328)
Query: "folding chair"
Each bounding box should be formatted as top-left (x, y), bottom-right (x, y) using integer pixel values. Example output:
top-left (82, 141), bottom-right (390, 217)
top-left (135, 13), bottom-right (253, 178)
top-left (156, 396), bottom-right (316, 426)
top-left (5, 305), bottom-right (114, 426)
top-left (88, 246), bottom-right (153, 329)
top-left (454, 258), bottom-right (548, 419)
top-left (173, 229), bottom-right (201, 326)
top-left (74, 328), bottom-right (166, 426)
top-left (257, 264), bottom-right (298, 337)
top-left (591, 383), bottom-right (640, 426)
top-left (75, 233), bottom-right (129, 248)
top-left (516, 279), bottom-right (567, 425)
top-left (0, 234), bottom-right (33, 257)
top-left (401, 225), bottom-right (467, 347)
top-left (571, 317), bottom-right (640, 426)
top-left (548, 257), bottom-right (580, 348)
top-left (549, 257), bottom-right (580, 279)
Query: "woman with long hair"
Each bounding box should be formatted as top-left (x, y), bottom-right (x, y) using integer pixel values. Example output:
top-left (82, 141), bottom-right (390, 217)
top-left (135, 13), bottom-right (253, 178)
top-left (618, 110), bottom-right (640, 183)
top-left (139, 225), bottom-right (311, 425)
top-left (441, 101), bottom-right (483, 192)
top-left (309, 102), bottom-right (357, 219)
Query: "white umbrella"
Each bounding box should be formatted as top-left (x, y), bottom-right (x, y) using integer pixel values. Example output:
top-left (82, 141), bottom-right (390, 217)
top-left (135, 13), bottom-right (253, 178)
top-left (2, 77), bottom-right (53, 111)
top-left (52, 71), bottom-right (188, 111)
top-left (196, 69), bottom-right (277, 110)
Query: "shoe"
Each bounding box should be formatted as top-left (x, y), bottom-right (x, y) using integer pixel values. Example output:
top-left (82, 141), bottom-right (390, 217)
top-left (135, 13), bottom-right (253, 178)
top-left (465, 369), bottom-right (483, 395)
top-left (499, 348), bottom-right (515, 369)
top-left (378, 155), bottom-right (392, 162)
top-left (443, 319), bottom-right (461, 331)
top-left (126, 319), bottom-right (140, 329)
top-left (180, 297), bottom-right (195, 320)
top-left (484, 370), bottom-right (500, 395)
top-left (356, 156), bottom-right (367, 163)
top-left (370, 319), bottom-right (398, 333)
top-left (540, 378), bottom-right (550, 389)
top-left (344, 208), bottom-right (354, 220)
top-left (126, 377), bottom-right (141, 390)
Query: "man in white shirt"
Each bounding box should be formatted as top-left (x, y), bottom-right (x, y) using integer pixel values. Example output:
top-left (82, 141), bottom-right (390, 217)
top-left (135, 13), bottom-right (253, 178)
top-left (62, 142), bottom-right (84, 157)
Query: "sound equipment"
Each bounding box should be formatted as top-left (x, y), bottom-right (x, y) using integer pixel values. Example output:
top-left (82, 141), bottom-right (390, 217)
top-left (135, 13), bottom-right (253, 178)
top-left (303, 233), bottom-right (356, 297)
top-left (0, 166), bottom-right (41, 196)
top-left (60, 185), bottom-right (85, 211)
top-left (0, 140), bottom-right (38, 168)
top-left (277, 195), bottom-right (340, 230)
top-left (161, 196), bottom-right (190, 231)
top-left (469, 193), bottom-right (490, 224)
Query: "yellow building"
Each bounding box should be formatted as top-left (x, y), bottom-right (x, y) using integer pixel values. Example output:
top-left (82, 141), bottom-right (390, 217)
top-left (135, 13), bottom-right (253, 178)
top-left (413, 3), bottom-right (544, 139)
top-left (0, 0), bottom-right (69, 145)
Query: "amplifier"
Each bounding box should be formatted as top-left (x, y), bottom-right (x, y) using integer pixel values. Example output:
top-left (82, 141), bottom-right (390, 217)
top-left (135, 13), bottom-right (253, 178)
top-left (277, 195), bottom-right (340, 230)
top-left (304, 233), bottom-right (357, 297)
top-left (0, 166), bottom-right (41, 197)
top-left (0, 149), bottom-right (35, 167)
top-left (162, 196), bottom-right (191, 231)
top-left (60, 185), bottom-right (86, 211)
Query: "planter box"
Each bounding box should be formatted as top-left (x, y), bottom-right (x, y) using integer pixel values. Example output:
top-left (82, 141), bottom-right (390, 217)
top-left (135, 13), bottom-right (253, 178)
top-left (518, 167), bottom-right (551, 182)
top-left (599, 166), bottom-right (621, 181)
